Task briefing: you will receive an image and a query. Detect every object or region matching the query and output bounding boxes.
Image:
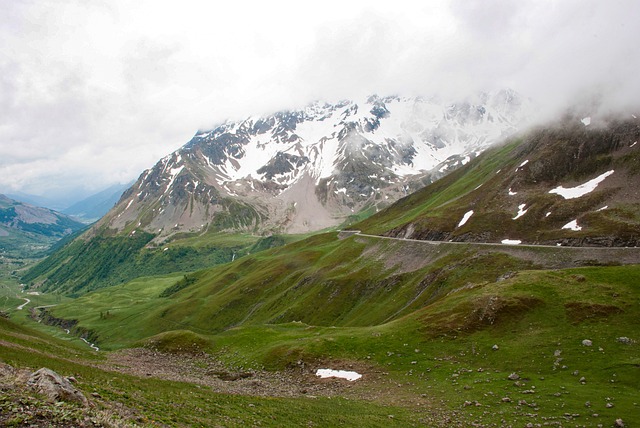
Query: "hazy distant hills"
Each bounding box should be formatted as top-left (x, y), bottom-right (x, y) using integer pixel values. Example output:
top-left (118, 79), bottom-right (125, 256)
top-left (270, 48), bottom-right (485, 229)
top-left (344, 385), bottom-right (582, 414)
top-left (8, 182), bottom-right (132, 225)
top-left (62, 182), bottom-right (132, 223)
top-left (0, 194), bottom-right (86, 257)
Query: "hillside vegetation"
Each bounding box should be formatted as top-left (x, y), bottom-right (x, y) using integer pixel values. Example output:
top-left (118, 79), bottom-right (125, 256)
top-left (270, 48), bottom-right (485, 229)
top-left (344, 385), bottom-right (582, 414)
top-left (0, 315), bottom-right (427, 427)
top-left (21, 231), bottom-right (300, 295)
top-left (18, 243), bottom-right (640, 426)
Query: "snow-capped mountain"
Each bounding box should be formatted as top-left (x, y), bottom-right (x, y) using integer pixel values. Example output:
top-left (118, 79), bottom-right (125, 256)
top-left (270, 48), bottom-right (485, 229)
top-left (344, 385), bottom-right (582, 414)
top-left (100, 90), bottom-right (533, 239)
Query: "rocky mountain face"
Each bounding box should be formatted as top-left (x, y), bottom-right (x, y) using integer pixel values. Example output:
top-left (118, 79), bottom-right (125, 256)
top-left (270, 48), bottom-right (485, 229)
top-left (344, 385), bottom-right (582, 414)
top-left (356, 114), bottom-right (640, 247)
top-left (0, 195), bottom-right (85, 256)
top-left (94, 91), bottom-right (533, 240)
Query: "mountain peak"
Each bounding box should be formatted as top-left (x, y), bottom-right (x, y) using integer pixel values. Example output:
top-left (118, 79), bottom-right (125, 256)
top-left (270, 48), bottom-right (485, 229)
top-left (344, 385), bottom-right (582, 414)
top-left (97, 91), bottom-right (533, 241)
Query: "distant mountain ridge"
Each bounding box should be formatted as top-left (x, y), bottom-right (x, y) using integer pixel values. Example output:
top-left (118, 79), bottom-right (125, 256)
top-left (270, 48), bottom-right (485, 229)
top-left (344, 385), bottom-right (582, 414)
top-left (5, 192), bottom-right (71, 213)
top-left (98, 90), bottom-right (533, 241)
top-left (0, 194), bottom-right (86, 256)
top-left (63, 182), bottom-right (133, 223)
top-left (21, 90), bottom-right (534, 293)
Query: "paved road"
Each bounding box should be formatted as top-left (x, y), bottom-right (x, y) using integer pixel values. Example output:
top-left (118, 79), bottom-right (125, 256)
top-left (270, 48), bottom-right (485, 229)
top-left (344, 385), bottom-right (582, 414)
top-left (339, 230), bottom-right (640, 251)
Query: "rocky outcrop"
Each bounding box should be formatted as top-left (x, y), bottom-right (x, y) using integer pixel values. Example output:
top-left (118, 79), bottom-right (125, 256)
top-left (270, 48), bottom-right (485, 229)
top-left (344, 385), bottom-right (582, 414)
top-left (27, 368), bottom-right (89, 406)
top-left (1, 363), bottom-right (88, 407)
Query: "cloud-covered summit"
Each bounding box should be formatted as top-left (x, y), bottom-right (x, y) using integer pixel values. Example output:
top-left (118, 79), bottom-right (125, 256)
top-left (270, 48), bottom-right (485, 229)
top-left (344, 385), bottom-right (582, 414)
top-left (1, 0), bottom-right (638, 200)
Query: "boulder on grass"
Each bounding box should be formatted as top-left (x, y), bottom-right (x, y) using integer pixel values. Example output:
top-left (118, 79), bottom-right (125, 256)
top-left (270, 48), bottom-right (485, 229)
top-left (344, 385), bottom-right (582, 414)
top-left (27, 368), bottom-right (88, 406)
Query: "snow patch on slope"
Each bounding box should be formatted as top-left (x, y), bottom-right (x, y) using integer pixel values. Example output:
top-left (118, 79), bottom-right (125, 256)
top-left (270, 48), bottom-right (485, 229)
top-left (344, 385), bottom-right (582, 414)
top-left (164, 166), bottom-right (184, 194)
top-left (316, 369), bottom-right (362, 381)
top-left (562, 220), bottom-right (582, 231)
top-left (458, 210), bottom-right (474, 227)
top-left (549, 170), bottom-right (614, 199)
top-left (501, 239), bottom-right (522, 245)
top-left (512, 204), bottom-right (528, 220)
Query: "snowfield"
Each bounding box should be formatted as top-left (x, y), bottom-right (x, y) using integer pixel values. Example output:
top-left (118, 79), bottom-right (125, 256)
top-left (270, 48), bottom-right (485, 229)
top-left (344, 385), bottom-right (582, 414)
top-left (562, 220), bottom-right (582, 231)
top-left (501, 239), bottom-right (522, 245)
top-left (549, 170), bottom-right (614, 199)
top-left (457, 210), bottom-right (474, 227)
top-left (316, 369), bottom-right (362, 381)
top-left (512, 204), bottom-right (528, 220)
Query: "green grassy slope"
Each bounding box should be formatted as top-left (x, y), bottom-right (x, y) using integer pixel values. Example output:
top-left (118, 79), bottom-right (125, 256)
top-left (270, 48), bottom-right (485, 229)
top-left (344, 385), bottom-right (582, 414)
top-left (26, 255), bottom-right (640, 426)
top-left (0, 316), bottom-right (425, 427)
top-left (21, 231), bottom-right (303, 295)
top-left (45, 234), bottom-right (554, 345)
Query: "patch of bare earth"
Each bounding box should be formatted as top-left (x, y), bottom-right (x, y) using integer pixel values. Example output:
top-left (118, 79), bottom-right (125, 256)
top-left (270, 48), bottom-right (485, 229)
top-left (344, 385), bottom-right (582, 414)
top-left (564, 301), bottom-right (623, 324)
top-left (105, 348), bottom-right (466, 427)
top-left (358, 238), bottom-right (446, 274)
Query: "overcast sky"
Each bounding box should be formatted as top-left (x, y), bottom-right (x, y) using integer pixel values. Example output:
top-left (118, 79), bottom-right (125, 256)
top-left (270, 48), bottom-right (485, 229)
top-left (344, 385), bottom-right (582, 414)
top-left (1, 0), bottom-right (639, 201)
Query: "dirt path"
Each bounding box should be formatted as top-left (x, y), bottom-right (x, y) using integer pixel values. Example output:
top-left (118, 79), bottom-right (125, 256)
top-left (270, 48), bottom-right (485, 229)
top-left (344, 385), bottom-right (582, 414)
top-left (107, 348), bottom-right (375, 399)
top-left (103, 348), bottom-right (460, 425)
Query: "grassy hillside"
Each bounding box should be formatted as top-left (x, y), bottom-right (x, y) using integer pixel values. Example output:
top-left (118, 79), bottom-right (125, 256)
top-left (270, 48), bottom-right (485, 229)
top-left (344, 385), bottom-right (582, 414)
top-left (21, 231), bottom-right (303, 295)
top-left (5, 240), bottom-right (639, 426)
top-left (21, 243), bottom-right (640, 426)
top-left (1, 315), bottom-right (429, 427)
top-left (42, 234), bottom-right (538, 343)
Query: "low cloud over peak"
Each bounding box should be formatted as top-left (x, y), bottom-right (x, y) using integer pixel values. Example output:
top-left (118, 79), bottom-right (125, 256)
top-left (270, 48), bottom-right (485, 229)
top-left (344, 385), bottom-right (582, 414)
top-left (1, 0), bottom-right (638, 199)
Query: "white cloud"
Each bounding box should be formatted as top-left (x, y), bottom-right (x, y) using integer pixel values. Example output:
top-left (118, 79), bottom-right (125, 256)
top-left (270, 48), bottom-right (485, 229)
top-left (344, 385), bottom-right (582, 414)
top-left (1, 0), bottom-right (639, 201)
